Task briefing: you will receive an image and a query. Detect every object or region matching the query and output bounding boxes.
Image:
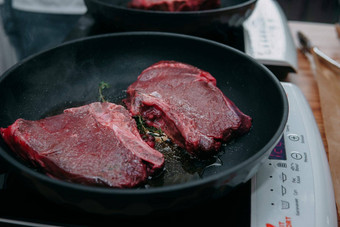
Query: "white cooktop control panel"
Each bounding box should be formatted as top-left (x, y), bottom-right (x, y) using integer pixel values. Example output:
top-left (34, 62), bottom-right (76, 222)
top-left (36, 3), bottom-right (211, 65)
top-left (251, 83), bottom-right (337, 227)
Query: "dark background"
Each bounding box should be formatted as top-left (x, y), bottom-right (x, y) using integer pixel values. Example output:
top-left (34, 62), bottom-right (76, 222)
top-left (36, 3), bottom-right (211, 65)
top-left (277, 0), bottom-right (339, 23)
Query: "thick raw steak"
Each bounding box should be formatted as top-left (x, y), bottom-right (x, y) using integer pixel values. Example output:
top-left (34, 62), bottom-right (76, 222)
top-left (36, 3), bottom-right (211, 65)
top-left (128, 0), bottom-right (220, 11)
top-left (0, 102), bottom-right (164, 188)
top-left (124, 61), bottom-right (252, 157)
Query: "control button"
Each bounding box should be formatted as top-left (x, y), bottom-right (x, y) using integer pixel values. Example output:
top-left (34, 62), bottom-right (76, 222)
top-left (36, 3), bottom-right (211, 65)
top-left (288, 134), bottom-right (300, 142)
top-left (291, 152), bottom-right (303, 160)
top-left (276, 162), bottom-right (287, 168)
top-left (281, 200), bottom-right (290, 209)
top-left (281, 172), bottom-right (287, 182)
top-left (281, 185), bottom-right (287, 196)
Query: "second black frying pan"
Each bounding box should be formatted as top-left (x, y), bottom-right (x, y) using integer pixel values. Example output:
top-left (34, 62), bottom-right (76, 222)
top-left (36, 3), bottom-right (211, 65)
top-left (0, 32), bottom-right (287, 215)
top-left (84, 0), bottom-right (257, 37)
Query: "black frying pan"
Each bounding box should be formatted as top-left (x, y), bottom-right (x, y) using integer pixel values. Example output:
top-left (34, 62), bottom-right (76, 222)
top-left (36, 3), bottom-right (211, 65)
top-left (0, 32), bottom-right (288, 215)
top-left (84, 0), bottom-right (257, 37)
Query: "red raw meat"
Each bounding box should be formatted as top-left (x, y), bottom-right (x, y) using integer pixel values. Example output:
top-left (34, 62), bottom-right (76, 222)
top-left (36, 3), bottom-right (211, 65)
top-left (0, 102), bottom-right (164, 188)
top-left (124, 61), bottom-right (252, 157)
top-left (128, 0), bottom-right (221, 11)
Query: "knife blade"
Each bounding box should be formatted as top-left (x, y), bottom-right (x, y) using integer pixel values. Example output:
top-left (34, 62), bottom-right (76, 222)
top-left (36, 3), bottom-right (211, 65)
top-left (297, 31), bottom-right (340, 72)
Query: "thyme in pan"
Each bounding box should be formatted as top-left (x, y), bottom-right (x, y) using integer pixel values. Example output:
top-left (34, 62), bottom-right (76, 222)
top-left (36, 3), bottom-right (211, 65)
top-left (97, 82), bottom-right (169, 144)
top-left (134, 115), bottom-right (169, 144)
top-left (98, 81), bottom-right (110, 102)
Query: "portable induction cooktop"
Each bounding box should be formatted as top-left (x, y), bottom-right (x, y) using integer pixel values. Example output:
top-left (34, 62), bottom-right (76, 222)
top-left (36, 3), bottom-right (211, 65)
top-left (251, 83), bottom-right (337, 227)
top-left (0, 0), bottom-right (337, 226)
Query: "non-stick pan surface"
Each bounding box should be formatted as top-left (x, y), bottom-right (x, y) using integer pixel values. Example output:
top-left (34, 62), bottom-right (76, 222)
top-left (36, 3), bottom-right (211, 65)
top-left (0, 32), bottom-right (288, 215)
top-left (84, 0), bottom-right (257, 37)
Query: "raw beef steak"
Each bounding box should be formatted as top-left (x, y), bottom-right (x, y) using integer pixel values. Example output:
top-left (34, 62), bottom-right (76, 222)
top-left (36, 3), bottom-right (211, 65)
top-left (124, 61), bottom-right (252, 157)
top-left (128, 0), bottom-right (220, 11)
top-left (0, 102), bottom-right (164, 188)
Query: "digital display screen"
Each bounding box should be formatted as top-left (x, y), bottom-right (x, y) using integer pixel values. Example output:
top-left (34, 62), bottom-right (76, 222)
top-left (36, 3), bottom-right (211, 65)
top-left (269, 136), bottom-right (286, 160)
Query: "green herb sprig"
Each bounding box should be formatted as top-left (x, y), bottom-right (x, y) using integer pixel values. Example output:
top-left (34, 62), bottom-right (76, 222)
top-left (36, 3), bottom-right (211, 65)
top-left (134, 115), bottom-right (168, 143)
top-left (98, 81), bottom-right (110, 102)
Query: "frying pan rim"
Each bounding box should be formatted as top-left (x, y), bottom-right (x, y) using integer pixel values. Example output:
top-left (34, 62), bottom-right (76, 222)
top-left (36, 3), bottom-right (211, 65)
top-left (86, 0), bottom-right (257, 15)
top-left (0, 31), bottom-right (288, 195)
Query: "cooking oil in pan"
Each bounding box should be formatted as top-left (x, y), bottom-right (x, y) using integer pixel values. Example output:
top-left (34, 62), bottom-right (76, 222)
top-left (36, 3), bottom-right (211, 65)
top-left (144, 140), bottom-right (223, 188)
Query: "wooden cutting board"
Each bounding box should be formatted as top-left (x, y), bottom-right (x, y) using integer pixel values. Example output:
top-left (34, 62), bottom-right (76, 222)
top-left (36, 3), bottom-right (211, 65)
top-left (312, 50), bottom-right (340, 216)
top-left (287, 22), bottom-right (340, 220)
